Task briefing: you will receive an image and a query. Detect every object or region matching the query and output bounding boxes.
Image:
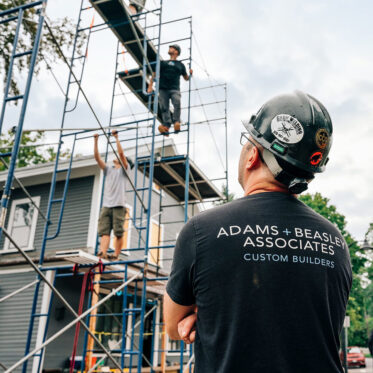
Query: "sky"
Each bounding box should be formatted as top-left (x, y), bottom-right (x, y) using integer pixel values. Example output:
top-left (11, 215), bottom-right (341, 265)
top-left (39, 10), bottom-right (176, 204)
top-left (2, 0), bottom-right (373, 241)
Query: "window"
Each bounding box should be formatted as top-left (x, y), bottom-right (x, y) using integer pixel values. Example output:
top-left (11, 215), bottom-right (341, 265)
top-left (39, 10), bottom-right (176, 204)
top-left (166, 335), bottom-right (191, 356)
top-left (3, 197), bottom-right (40, 252)
top-left (111, 205), bottom-right (132, 256)
top-left (149, 220), bottom-right (163, 267)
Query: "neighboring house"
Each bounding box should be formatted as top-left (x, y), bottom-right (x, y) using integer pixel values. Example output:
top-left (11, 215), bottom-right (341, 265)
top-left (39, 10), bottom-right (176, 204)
top-left (0, 139), bottom-right (222, 372)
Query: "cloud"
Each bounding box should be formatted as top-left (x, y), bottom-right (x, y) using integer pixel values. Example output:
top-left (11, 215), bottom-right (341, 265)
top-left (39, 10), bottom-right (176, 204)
top-left (2, 0), bottom-right (372, 240)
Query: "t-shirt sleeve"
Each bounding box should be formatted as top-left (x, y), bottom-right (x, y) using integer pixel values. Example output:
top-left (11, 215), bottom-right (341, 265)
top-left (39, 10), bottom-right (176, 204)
top-left (166, 219), bottom-right (196, 306)
top-left (180, 62), bottom-right (187, 76)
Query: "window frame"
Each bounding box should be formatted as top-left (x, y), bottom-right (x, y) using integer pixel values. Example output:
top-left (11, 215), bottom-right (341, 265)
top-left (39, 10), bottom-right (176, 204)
top-left (166, 334), bottom-right (192, 356)
top-left (2, 196), bottom-right (41, 253)
top-left (148, 218), bottom-right (164, 268)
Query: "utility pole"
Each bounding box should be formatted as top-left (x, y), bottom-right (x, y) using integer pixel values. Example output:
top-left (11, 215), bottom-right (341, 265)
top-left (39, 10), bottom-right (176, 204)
top-left (342, 316), bottom-right (350, 373)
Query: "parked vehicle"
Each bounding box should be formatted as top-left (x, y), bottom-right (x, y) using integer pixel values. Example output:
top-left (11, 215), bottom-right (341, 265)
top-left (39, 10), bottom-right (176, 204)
top-left (340, 346), bottom-right (366, 368)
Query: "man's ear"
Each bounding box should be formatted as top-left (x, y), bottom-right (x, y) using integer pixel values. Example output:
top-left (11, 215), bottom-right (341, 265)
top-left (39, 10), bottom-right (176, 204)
top-left (246, 146), bottom-right (260, 170)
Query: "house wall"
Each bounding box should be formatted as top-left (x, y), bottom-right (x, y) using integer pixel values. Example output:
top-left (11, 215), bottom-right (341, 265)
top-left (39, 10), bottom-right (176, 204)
top-left (0, 269), bottom-right (43, 372)
top-left (115, 166), bottom-right (187, 274)
top-left (0, 176), bottom-right (94, 260)
top-left (42, 274), bottom-right (88, 370)
top-left (0, 164), bottom-right (195, 371)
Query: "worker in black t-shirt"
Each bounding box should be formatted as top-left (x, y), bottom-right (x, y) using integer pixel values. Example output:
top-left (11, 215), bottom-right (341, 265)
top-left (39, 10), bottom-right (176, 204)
top-left (148, 44), bottom-right (192, 135)
top-left (164, 91), bottom-right (352, 373)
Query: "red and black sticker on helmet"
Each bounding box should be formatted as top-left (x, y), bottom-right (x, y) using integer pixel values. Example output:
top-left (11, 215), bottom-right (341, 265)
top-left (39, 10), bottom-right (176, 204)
top-left (310, 151), bottom-right (323, 166)
top-left (315, 129), bottom-right (329, 149)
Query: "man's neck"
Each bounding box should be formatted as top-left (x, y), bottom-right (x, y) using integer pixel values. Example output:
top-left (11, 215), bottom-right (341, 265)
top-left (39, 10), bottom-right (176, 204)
top-left (169, 55), bottom-right (177, 61)
top-left (244, 180), bottom-right (289, 196)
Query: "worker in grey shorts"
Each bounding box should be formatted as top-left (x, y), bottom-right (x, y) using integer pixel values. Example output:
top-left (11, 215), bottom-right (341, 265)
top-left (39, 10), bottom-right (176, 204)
top-left (94, 130), bottom-right (129, 260)
top-left (148, 44), bottom-right (193, 136)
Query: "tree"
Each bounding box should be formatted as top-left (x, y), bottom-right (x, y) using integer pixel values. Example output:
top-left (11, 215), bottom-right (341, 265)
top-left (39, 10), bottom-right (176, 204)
top-left (214, 184), bottom-right (235, 205)
top-left (0, 0), bottom-right (86, 98)
top-left (362, 223), bottom-right (373, 337)
top-left (0, 128), bottom-right (69, 170)
top-left (300, 192), bottom-right (368, 346)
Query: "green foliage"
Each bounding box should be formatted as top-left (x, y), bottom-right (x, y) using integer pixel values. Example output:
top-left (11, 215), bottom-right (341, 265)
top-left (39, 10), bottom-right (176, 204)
top-left (214, 184), bottom-right (235, 205)
top-left (300, 192), bottom-right (368, 346)
top-left (0, 0), bottom-right (86, 98)
top-left (0, 129), bottom-right (69, 170)
top-left (365, 223), bottom-right (373, 244)
top-left (363, 223), bottom-right (373, 341)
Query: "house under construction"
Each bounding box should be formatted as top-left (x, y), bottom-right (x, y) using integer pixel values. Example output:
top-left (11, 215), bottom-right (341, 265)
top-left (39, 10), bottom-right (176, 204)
top-left (0, 1), bottom-right (228, 372)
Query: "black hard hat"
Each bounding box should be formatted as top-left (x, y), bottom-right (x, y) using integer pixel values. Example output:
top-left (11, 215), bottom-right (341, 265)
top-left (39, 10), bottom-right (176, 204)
top-left (243, 91), bottom-right (333, 193)
top-left (169, 44), bottom-right (181, 55)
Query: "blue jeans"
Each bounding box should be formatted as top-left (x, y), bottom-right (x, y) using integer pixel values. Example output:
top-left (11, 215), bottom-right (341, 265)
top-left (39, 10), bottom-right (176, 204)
top-left (159, 89), bottom-right (181, 128)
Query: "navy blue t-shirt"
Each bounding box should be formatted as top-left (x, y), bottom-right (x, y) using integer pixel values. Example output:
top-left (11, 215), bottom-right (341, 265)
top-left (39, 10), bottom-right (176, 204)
top-left (159, 60), bottom-right (187, 91)
top-left (166, 192), bottom-right (352, 373)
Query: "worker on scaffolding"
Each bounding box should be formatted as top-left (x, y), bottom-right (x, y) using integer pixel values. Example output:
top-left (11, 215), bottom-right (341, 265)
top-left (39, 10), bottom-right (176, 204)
top-left (94, 130), bottom-right (129, 260)
top-left (129, 0), bottom-right (146, 14)
top-left (147, 44), bottom-right (193, 135)
top-left (164, 91), bottom-right (352, 372)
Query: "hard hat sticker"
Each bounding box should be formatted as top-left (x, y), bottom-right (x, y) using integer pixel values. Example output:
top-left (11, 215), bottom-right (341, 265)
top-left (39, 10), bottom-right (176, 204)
top-left (271, 114), bottom-right (304, 144)
top-left (310, 151), bottom-right (323, 166)
top-left (315, 128), bottom-right (329, 149)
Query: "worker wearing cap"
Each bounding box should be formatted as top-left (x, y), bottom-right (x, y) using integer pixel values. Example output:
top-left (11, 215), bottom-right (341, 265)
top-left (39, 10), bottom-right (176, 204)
top-left (164, 91), bottom-right (352, 372)
top-left (148, 44), bottom-right (192, 135)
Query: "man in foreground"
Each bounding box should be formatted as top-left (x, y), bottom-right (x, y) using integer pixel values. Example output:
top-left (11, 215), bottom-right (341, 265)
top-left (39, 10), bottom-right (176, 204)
top-left (147, 44), bottom-right (192, 135)
top-left (164, 91), bottom-right (352, 372)
top-left (94, 130), bottom-right (129, 260)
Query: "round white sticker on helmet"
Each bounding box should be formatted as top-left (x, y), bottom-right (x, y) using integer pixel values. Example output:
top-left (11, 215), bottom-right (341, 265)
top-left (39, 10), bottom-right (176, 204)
top-left (271, 114), bottom-right (304, 144)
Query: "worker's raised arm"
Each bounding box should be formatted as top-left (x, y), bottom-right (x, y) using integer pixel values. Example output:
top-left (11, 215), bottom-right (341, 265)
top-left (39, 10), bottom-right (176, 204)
top-left (112, 130), bottom-right (128, 170)
top-left (94, 134), bottom-right (106, 170)
top-left (147, 72), bottom-right (156, 93)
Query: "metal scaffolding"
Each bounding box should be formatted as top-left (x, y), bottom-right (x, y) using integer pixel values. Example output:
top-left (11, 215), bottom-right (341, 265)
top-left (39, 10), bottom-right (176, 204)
top-left (0, 0), bottom-right (228, 372)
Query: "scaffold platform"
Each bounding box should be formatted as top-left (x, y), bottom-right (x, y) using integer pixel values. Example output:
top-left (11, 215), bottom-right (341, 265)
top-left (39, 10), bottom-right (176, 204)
top-left (118, 68), bottom-right (164, 122)
top-left (138, 155), bottom-right (223, 202)
top-left (55, 249), bottom-right (166, 295)
top-left (90, 0), bottom-right (158, 70)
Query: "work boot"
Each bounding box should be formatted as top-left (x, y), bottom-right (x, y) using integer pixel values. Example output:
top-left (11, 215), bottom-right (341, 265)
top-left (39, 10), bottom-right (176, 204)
top-left (158, 124), bottom-right (169, 136)
top-left (107, 253), bottom-right (119, 261)
top-left (97, 251), bottom-right (107, 259)
top-left (174, 122), bottom-right (181, 134)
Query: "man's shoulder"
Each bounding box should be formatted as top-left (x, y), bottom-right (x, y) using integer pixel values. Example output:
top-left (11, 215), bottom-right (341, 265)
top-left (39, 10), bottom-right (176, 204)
top-left (295, 198), bottom-right (341, 228)
top-left (177, 60), bottom-right (186, 69)
top-left (190, 198), bottom-right (243, 227)
top-left (192, 193), bottom-right (341, 233)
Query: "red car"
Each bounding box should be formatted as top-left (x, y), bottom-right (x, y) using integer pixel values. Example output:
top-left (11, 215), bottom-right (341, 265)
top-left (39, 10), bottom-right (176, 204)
top-left (340, 346), bottom-right (366, 368)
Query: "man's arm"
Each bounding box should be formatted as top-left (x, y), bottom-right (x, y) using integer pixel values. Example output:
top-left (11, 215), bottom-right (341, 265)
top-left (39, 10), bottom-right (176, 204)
top-left (183, 68), bottom-right (193, 81)
top-left (164, 219), bottom-right (197, 340)
top-left (164, 292), bottom-right (195, 340)
top-left (94, 134), bottom-right (106, 170)
top-left (147, 72), bottom-right (155, 93)
top-left (112, 130), bottom-right (128, 169)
